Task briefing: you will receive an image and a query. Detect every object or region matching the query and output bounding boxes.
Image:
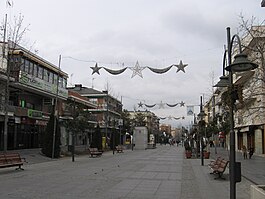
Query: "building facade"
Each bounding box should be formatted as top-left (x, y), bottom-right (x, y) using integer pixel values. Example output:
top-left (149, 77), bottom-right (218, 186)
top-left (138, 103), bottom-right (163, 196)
top-left (60, 90), bottom-right (97, 152)
top-left (67, 84), bottom-right (123, 148)
top-left (0, 41), bottom-right (68, 150)
top-left (210, 26), bottom-right (265, 155)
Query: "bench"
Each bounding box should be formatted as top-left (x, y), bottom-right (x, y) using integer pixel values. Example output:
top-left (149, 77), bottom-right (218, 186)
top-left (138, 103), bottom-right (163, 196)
top-left (209, 159), bottom-right (229, 180)
top-left (88, 148), bottom-right (103, 158)
top-left (116, 145), bottom-right (124, 153)
top-left (208, 156), bottom-right (223, 168)
top-left (0, 153), bottom-right (27, 170)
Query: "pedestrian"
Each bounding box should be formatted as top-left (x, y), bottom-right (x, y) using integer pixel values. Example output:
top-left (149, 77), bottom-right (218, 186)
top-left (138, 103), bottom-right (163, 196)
top-left (249, 147), bottom-right (254, 159)
top-left (242, 145), bottom-right (247, 159)
top-left (209, 140), bottom-right (214, 147)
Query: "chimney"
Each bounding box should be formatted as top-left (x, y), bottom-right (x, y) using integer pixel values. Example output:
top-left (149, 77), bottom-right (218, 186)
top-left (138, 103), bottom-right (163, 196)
top-left (75, 84), bottom-right (82, 90)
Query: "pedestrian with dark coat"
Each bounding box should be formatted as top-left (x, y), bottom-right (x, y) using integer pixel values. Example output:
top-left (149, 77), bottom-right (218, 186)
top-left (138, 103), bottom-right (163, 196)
top-left (249, 147), bottom-right (254, 159)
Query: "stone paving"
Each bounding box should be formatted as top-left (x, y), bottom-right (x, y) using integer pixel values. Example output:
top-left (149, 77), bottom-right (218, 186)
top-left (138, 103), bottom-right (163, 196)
top-left (0, 145), bottom-right (257, 198)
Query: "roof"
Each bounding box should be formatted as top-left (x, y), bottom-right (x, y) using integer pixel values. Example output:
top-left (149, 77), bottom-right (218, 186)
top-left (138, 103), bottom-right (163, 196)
top-left (67, 84), bottom-right (122, 103)
top-left (4, 41), bottom-right (68, 78)
top-left (68, 85), bottom-right (104, 95)
top-left (68, 90), bottom-right (97, 108)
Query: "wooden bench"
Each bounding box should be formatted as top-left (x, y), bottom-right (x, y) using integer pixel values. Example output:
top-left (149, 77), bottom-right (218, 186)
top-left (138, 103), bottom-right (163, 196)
top-left (116, 145), bottom-right (124, 153)
top-left (208, 156), bottom-right (223, 168)
top-left (0, 153), bottom-right (27, 170)
top-left (209, 159), bottom-right (229, 180)
top-left (88, 148), bottom-right (103, 158)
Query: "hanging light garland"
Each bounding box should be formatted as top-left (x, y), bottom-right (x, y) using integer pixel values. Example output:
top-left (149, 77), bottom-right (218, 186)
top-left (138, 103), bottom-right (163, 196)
top-left (159, 116), bottom-right (185, 120)
top-left (138, 101), bottom-right (185, 109)
top-left (90, 60), bottom-right (188, 78)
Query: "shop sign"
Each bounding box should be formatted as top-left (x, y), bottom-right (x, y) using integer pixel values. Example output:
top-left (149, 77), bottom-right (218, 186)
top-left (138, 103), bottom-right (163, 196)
top-left (28, 109), bottom-right (43, 119)
top-left (35, 120), bottom-right (48, 126)
top-left (15, 117), bottom-right (21, 124)
top-left (19, 72), bottom-right (68, 98)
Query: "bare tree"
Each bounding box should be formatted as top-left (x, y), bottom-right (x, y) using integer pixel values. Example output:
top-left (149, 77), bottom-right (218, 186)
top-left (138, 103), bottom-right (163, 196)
top-left (230, 15), bottom-right (265, 128)
top-left (0, 13), bottom-right (29, 151)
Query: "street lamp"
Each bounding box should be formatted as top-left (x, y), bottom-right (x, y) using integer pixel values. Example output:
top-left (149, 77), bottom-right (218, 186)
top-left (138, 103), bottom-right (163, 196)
top-left (198, 96), bottom-right (206, 166)
top-left (215, 27), bottom-right (258, 199)
top-left (214, 49), bottom-right (229, 88)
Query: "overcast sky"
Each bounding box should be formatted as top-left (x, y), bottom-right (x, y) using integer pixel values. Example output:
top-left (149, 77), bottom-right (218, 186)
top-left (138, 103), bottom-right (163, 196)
top-left (1, 0), bottom-right (264, 128)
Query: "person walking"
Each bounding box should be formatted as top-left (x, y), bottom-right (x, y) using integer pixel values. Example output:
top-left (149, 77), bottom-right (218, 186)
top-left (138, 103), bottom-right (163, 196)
top-left (242, 145), bottom-right (248, 159)
top-left (249, 147), bottom-right (254, 159)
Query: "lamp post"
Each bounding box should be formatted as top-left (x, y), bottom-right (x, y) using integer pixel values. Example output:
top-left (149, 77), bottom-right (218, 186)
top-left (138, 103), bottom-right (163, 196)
top-left (198, 96), bottom-right (206, 166)
top-left (215, 27), bottom-right (258, 199)
top-left (112, 120), bottom-right (116, 155)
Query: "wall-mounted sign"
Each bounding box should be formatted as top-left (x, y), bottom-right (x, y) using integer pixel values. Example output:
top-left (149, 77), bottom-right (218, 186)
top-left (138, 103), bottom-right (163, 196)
top-left (28, 109), bottom-right (43, 119)
top-left (19, 72), bottom-right (68, 98)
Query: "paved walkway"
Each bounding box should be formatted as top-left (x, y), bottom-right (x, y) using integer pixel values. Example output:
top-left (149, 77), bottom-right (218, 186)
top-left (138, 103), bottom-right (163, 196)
top-left (209, 146), bottom-right (265, 186)
top-left (0, 145), bottom-right (259, 198)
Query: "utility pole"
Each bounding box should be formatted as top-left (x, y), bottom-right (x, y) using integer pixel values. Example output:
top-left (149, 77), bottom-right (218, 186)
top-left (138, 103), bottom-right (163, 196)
top-left (51, 55), bottom-right (61, 159)
top-left (71, 98), bottom-right (75, 162)
top-left (104, 84), bottom-right (109, 149)
top-left (198, 96), bottom-right (205, 166)
top-left (3, 14), bottom-right (9, 152)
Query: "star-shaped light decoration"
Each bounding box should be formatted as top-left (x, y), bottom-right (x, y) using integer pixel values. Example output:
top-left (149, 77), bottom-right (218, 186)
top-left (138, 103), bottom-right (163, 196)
top-left (176, 60), bottom-right (188, 73)
top-left (180, 101), bottom-right (185, 107)
top-left (138, 102), bottom-right (144, 108)
top-left (167, 115), bottom-right (173, 120)
top-left (158, 101), bottom-right (165, 109)
top-left (90, 63), bottom-right (102, 75)
top-left (129, 61), bottom-right (145, 78)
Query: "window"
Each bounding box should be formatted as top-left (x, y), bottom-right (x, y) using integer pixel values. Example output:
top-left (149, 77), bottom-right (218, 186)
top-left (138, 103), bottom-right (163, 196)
top-left (47, 71), bottom-right (50, 82)
top-left (50, 73), bottom-right (54, 84)
top-left (24, 59), bottom-right (30, 73)
top-left (33, 64), bottom-right (38, 77)
top-left (43, 68), bottom-right (48, 82)
top-left (29, 62), bottom-right (34, 75)
top-left (63, 78), bottom-right (67, 88)
top-left (59, 76), bottom-right (63, 87)
top-left (9, 55), bottom-right (20, 63)
top-left (26, 102), bottom-right (34, 109)
top-left (53, 73), bottom-right (58, 85)
top-left (38, 67), bottom-right (43, 79)
top-left (20, 58), bottom-right (25, 71)
top-left (20, 99), bottom-right (26, 108)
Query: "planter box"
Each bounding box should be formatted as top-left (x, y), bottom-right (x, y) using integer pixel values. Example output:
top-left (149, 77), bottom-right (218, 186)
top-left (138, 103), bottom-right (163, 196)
top-left (203, 151), bottom-right (210, 159)
top-left (251, 185), bottom-right (265, 199)
top-left (185, 151), bottom-right (192, 159)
